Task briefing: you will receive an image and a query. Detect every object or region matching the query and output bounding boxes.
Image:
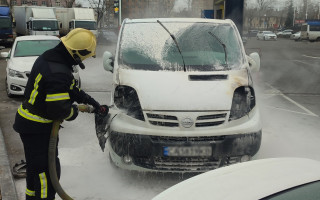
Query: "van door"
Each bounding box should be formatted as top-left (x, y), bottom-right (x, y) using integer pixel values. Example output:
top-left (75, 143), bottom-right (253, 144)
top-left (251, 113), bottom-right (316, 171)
top-left (308, 24), bottom-right (320, 41)
top-left (300, 24), bottom-right (308, 40)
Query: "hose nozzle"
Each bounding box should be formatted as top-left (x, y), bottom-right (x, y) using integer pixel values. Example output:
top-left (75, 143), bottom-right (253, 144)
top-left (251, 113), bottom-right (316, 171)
top-left (77, 104), bottom-right (95, 113)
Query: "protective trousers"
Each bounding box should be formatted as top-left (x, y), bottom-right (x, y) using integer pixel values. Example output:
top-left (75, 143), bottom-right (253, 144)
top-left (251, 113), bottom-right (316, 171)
top-left (19, 132), bottom-right (60, 200)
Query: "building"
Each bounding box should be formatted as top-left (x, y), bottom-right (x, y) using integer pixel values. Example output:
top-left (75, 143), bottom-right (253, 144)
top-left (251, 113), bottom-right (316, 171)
top-left (1, 0), bottom-right (72, 7)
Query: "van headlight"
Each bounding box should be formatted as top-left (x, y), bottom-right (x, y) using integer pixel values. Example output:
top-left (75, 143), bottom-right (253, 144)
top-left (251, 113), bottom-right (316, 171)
top-left (114, 85), bottom-right (145, 121)
top-left (229, 86), bottom-right (256, 121)
top-left (8, 69), bottom-right (24, 78)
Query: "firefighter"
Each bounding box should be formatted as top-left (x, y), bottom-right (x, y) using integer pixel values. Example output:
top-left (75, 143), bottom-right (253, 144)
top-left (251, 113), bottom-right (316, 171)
top-left (13, 28), bottom-right (108, 199)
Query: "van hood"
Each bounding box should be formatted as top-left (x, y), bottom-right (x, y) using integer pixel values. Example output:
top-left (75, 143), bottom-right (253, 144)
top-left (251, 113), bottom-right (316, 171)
top-left (117, 68), bottom-right (249, 111)
top-left (9, 56), bottom-right (38, 72)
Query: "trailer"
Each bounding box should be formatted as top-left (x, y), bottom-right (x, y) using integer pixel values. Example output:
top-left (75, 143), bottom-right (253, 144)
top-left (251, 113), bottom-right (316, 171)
top-left (56, 8), bottom-right (97, 37)
top-left (0, 6), bottom-right (14, 45)
top-left (14, 6), bottom-right (59, 36)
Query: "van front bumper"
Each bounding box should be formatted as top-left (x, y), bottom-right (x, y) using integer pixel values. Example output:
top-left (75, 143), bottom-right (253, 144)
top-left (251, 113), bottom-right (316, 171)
top-left (107, 106), bottom-right (262, 172)
top-left (108, 130), bottom-right (261, 172)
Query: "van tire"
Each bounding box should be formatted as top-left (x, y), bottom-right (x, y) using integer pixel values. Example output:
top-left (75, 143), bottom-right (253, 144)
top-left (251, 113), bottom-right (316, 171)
top-left (316, 37), bottom-right (320, 42)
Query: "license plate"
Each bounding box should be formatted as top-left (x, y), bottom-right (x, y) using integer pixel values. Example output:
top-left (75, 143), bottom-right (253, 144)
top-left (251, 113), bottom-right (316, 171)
top-left (163, 146), bottom-right (212, 157)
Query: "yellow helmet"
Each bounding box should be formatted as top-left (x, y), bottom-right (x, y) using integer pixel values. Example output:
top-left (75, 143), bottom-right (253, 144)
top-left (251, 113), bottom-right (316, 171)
top-left (61, 28), bottom-right (96, 62)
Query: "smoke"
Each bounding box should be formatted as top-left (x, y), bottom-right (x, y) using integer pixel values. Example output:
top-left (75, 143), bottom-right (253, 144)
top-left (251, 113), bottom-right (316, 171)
top-left (172, 0), bottom-right (192, 12)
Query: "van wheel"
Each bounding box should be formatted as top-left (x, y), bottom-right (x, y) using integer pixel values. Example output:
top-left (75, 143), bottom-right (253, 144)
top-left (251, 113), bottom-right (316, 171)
top-left (316, 37), bottom-right (320, 42)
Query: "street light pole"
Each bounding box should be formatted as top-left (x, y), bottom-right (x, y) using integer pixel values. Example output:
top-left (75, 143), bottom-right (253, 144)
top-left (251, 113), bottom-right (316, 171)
top-left (306, 0), bottom-right (308, 20)
top-left (119, 0), bottom-right (121, 27)
top-left (293, 7), bottom-right (295, 27)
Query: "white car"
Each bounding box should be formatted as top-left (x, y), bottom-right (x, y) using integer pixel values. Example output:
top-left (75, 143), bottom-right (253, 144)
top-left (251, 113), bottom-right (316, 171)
top-left (277, 29), bottom-right (293, 38)
top-left (1, 35), bottom-right (80, 97)
top-left (102, 18), bottom-right (262, 172)
top-left (290, 31), bottom-right (301, 41)
top-left (153, 158), bottom-right (320, 200)
top-left (256, 31), bottom-right (277, 40)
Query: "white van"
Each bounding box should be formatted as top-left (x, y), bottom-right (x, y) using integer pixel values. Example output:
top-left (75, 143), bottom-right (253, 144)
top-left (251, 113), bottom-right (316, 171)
top-left (300, 21), bottom-right (320, 41)
top-left (102, 18), bottom-right (262, 172)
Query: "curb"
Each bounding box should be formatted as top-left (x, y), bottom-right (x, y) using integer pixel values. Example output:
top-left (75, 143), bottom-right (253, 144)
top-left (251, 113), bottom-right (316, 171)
top-left (0, 128), bottom-right (18, 200)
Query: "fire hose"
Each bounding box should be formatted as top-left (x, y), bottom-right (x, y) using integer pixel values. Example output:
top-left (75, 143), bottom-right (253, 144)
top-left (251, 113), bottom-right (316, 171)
top-left (48, 104), bottom-right (102, 200)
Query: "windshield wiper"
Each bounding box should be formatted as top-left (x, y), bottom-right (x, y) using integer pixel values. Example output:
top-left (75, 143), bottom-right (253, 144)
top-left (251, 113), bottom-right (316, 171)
top-left (157, 20), bottom-right (186, 72)
top-left (208, 31), bottom-right (228, 66)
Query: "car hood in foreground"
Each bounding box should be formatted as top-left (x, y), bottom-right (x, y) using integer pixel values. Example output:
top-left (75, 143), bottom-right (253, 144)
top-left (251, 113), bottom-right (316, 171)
top-left (153, 158), bottom-right (320, 200)
top-left (8, 56), bottom-right (38, 72)
top-left (117, 68), bottom-right (250, 111)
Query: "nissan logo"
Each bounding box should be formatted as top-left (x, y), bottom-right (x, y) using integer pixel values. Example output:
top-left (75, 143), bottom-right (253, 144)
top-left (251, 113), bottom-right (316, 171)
top-left (181, 117), bottom-right (194, 128)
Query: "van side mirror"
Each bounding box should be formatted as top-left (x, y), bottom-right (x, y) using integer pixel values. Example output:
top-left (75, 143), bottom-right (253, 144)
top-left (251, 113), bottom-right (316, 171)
top-left (247, 52), bottom-right (260, 72)
top-left (60, 23), bottom-right (62, 29)
top-left (103, 51), bottom-right (114, 73)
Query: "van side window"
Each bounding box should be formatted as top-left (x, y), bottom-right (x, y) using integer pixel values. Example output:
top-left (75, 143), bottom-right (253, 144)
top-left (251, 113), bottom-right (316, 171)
top-left (301, 25), bottom-right (307, 31)
top-left (310, 25), bottom-right (320, 32)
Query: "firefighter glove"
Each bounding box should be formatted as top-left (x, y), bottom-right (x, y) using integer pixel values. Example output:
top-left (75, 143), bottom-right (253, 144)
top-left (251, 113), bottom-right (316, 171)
top-left (95, 105), bottom-right (109, 116)
top-left (84, 94), bottom-right (100, 110)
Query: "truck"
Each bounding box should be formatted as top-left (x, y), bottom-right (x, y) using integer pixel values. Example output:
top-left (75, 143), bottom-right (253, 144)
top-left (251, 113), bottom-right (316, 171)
top-left (55, 8), bottom-right (97, 37)
top-left (0, 6), bottom-right (14, 45)
top-left (14, 6), bottom-right (59, 36)
top-left (300, 20), bottom-right (320, 42)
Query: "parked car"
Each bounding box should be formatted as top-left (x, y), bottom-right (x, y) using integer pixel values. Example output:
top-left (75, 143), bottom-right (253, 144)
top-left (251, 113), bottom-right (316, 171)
top-left (247, 29), bottom-right (259, 37)
top-left (153, 158), bottom-right (320, 200)
top-left (276, 29), bottom-right (293, 38)
top-left (101, 18), bottom-right (262, 172)
top-left (256, 31), bottom-right (277, 40)
top-left (0, 35), bottom-right (80, 97)
top-left (290, 31), bottom-right (301, 41)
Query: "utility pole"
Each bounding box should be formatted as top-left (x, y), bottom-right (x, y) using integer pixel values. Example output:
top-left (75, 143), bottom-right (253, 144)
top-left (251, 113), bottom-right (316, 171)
top-left (119, 0), bottom-right (121, 27)
top-left (293, 7), bottom-right (295, 27)
top-left (306, 0), bottom-right (308, 20)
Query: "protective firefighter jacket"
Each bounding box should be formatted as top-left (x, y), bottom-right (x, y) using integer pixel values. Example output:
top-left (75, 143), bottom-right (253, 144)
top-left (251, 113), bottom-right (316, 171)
top-left (13, 42), bottom-right (92, 134)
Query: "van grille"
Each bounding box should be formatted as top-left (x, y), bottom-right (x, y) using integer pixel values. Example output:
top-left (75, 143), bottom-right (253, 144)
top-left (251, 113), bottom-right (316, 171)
top-left (195, 113), bottom-right (227, 127)
top-left (152, 157), bottom-right (221, 171)
top-left (146, 112), bottom-right (227, 128)
top-left (150, 135), bottom-right (225, 142)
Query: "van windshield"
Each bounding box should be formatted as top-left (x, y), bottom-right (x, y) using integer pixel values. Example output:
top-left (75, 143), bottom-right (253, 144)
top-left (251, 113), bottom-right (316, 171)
top-left (33, 20), bottom-right (59, 31)
top-left (310, 25), bottom-right (320, 31)
top-left (75, 21), bottom-right (97, 30)
top-left (0, 18), bottom-right (11, 29)
top-left (119, 22), bottom-right (244, 71)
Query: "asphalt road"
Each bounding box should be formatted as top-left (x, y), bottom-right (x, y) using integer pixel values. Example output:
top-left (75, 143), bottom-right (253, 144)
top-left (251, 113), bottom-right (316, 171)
top-left (0, 38), bottom-right (320, 199)
top-left (246, 37), bottom-right (320, 116)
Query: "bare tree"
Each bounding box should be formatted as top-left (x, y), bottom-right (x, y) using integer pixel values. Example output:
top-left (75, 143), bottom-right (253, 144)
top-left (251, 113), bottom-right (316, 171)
top-left (88, 0), bottom-right (106, 27)
top-left (244, 7), bottom-right (257, 30)
top-left (61, 0), bottom-right (75, 8)
top-left (75, 2), bottom-right (83, 7)
top-left (255, 0), bottom-right (271, 28)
